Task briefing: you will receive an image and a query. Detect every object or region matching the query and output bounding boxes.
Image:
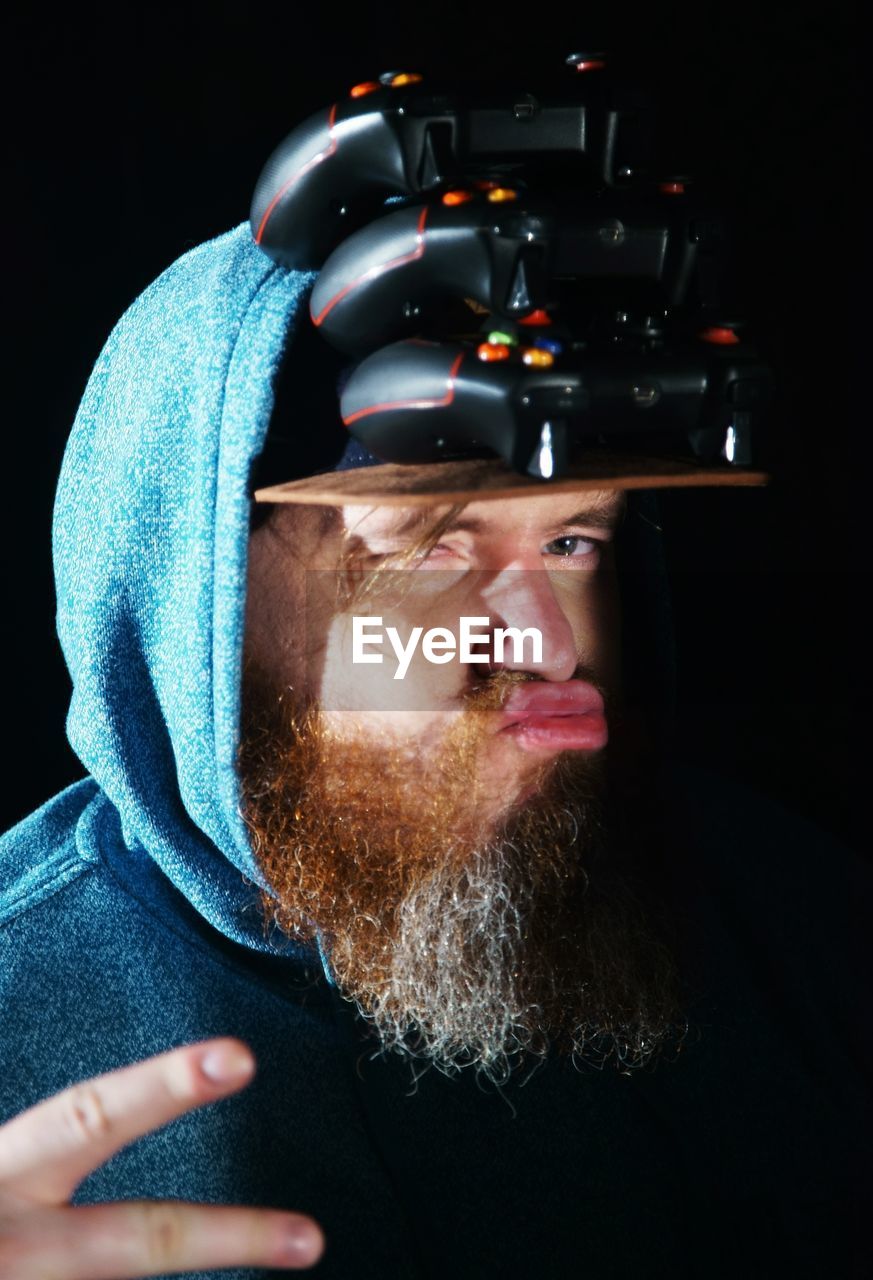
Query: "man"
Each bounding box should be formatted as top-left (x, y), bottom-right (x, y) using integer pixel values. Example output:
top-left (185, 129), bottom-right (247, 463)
top-left (0, 224), bottom-right (867, 1279)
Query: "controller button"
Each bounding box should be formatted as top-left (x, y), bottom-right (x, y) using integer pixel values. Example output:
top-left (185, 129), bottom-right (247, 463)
top-left (443, 189), bottom-right (474, 206)
top-left (632, 384), bottom-right (661, 407)
top-left (519, 309), bottom-right (553, 326)
top-left (566, 51), bottom-right (607, 72)
top-left (473, 180), bottom-right (500, 190)
top-left (486, 187), bottom-right (519, 203)
top-left (533, 337), bottom-right (563, 355)
top-left (382, 72), bottom-right (424, 87)
top-left (660, 180), bottom-right (686, 195)
top-left (521, 347), bottom-right (555, 368)
top-left (350, 81), bottom-right (382, 98)
top-left (488, 329), bottom-right (518, 346)
top-left (477, 342), bottom-right (512, 362)
top-left (699, 325), bottom-right (741, 345)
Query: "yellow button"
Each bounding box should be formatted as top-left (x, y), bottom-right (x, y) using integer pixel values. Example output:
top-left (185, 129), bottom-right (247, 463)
top-left (390, 72), bottom-right (424, 87)
top-left (486, 187), bottom-right (518, 203)
top-left (521, 347), bottom-right (555, 368)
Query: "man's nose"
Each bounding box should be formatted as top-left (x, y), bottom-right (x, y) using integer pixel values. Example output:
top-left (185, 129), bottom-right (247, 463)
top-left (476, 567), bottom-right (578, 682)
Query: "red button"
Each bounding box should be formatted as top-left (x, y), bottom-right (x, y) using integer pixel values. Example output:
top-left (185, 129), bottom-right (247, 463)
top-left (699, 326), bottom-right (741, 345)
top-left (442, 189), bottom-right (474, 206)
top-left (660, 181), bottom-right (686, 195)
top-left (519, 309), bottom-right (553, 326)
top-left (350, 81), bottom-right (381, 98)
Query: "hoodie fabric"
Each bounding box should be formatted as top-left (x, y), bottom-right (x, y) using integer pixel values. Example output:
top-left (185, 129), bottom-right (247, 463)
top-left (1, 223), bottom-right (869, 1280)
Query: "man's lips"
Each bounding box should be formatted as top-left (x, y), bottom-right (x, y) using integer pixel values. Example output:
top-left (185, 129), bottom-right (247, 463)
top-left (496, 680), bottom-right (608, 753)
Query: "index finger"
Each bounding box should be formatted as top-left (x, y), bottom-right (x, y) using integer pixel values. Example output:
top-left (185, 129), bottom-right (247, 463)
top-left (0, 1039), bottom-right (257, 1205)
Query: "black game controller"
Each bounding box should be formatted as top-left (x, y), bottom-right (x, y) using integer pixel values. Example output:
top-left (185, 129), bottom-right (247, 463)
top-left (338, 331), bottom-right (772, 478)
top-left (251, 65), bottom-right (654, 271)
top-left (251, 56), bottom-right (772, 480)
top-left (309, 185), bottom-right (724, 356)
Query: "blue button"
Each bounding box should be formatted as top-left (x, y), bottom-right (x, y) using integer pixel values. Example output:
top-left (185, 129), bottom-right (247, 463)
top-left (533, 337), bottom-right (563, 355)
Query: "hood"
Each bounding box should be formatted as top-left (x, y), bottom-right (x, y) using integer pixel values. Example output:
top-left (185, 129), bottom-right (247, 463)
top-left (52, 220), bottom-right (676, 963)
top-left (53, 223), bottom-right (320, 956)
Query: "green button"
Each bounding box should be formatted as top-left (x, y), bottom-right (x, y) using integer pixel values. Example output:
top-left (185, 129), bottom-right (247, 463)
top-left (487, 329), bottom-right (516, 346)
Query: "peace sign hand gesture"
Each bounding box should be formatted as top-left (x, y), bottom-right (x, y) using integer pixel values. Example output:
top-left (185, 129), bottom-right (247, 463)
top-left (0, 1038), bottom-right (324, 1277)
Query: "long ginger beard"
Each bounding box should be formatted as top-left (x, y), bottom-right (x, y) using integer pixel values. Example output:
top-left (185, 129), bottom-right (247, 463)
top-left (238, 660), bottom-right (684, 1084)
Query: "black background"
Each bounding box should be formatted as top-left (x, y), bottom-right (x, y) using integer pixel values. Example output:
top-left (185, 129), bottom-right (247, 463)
top-left (5, 3), bottom-right (866, 853)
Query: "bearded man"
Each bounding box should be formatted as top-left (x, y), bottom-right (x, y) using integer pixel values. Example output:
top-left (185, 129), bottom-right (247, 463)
top-left (0, 225), bottom-right (867, 1279)
top-left (239, 486), bottom-right (683, 1084)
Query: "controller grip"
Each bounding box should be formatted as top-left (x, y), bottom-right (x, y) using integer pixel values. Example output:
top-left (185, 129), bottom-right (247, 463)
top-left (311, 204), bottom-right (524, 355)
top-left (340, 340), bottom-right (561, 475)
top-left (250, 105), bottom-right (411, 270)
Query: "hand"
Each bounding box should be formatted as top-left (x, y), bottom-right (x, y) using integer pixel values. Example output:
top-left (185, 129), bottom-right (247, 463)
top-left (0, 1038), bottom-right (325, 1277)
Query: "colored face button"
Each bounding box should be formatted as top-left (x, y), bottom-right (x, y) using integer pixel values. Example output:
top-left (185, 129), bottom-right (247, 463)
top-left (442, 189), bottom-right (474, 206)
top-left (477, 342), bottom-right (512, 361)
top-left (519, 309), bottom-right (553, 326)
top-left (521, 347), bottom-right (555, 368)
top-left (383, 72), bottom-right (424, 87)
top-left (533, 336), bottom-right (563, 355)
top-left (486, 187), bottom-right (519, 203)
top-left (699, 325), bottom-right (741, 345)
top-left (487, 330), bottom-right (517, 346)
top-left (350, 81), bottom-right (382, 98)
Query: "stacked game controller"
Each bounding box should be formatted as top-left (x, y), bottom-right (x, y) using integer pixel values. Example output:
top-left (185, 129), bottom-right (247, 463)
top-left (250, 57), bottom-right (772, 479)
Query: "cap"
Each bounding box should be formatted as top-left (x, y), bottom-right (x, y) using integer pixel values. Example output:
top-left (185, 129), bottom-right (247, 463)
top-left (255, 451), bottom-right (766, 507)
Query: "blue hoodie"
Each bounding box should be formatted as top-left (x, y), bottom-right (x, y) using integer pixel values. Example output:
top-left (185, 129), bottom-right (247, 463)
top-left (0, 223), bottom-right (868, 1279)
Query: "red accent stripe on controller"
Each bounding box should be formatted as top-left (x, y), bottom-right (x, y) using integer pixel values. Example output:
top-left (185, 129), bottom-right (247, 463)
top-left (255, 103), bottom-right (339, 246)
top-left (312, 205), bottom-right (430, 326)
top-left (343, 350), bottom-right (466, 425)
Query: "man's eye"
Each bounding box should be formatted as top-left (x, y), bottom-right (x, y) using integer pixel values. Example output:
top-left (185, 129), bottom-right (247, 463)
top-left (544, 535), bottom-right (601, 559)
top-left (420, 543), bottom-right (461, 561)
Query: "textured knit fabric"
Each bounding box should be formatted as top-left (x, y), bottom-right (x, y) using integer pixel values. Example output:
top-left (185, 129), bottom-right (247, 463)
top-left (50, 224), bottom-right (319, 957)
top-left (1, 222), bottom-right (869, 1280)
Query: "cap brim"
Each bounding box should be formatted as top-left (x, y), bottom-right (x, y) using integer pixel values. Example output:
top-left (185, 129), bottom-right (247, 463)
top-left (254, 453), bottom-right (769, 507)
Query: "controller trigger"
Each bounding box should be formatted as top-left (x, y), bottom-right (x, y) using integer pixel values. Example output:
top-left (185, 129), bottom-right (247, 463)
top-left (417, 123), bottom-right (454, 188)
top-left (523, 420), bottom-right (570, 479)
top-left (723, 411), bottom-right (752, 465)
top-left (505, 246), bottom-right (546, 313)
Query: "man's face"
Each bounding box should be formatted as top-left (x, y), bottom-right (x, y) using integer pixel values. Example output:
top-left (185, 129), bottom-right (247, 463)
top-left (243, 489), bottom-right (623, 826)
top-left (239, 487), bottom-right (680, 1080)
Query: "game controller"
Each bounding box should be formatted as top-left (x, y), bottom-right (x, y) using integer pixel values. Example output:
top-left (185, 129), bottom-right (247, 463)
top-left (338, 332), bottom-right (773, 478)
top-left (250, 56), bottom-right (772, 479)
top-left (250, 64), bottom-right (654, 270)
top-left (309, 185), bottom-right (725, 356)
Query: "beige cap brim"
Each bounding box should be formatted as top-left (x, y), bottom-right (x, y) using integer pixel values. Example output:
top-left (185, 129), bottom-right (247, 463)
top-left (254, 453), bottom-right (769, 507)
